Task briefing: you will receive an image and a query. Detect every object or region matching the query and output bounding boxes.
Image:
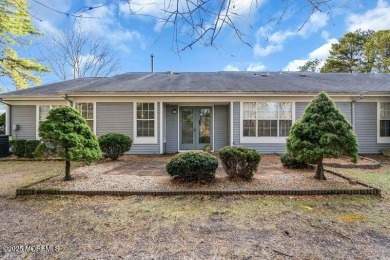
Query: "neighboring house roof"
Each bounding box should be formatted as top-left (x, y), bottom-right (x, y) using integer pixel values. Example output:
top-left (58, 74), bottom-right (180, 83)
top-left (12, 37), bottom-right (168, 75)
top-left (1, 72), bottom-right (390, 97)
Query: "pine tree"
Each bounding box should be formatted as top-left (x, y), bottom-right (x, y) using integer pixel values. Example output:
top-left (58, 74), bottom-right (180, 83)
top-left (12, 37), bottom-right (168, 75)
top-left (36, 107), bottom-right (101, 181)
top-left (321, 30), bottom-right (374, 73)
top-left (363, 30), bottom-right (390, 73)
top-left (286, 92), bottom-right (358, 180)
top-left (0, 0), bottom-right (50, 89)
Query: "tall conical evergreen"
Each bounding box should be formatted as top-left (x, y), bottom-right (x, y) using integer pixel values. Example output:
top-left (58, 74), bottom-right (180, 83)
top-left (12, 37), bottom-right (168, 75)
top-left (286, 92), bottom-right (358, 180)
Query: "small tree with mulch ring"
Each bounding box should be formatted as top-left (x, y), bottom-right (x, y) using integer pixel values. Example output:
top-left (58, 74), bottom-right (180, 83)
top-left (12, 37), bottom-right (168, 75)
top-left (36, 106), bottom-right (101, 181)
top-left (286, 92), bottom-right (358, 180)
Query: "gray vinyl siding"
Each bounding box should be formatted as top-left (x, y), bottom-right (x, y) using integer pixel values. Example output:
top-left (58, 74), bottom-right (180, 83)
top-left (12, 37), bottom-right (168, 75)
top-left (335, 102), bottom-right (352, 123)
top-left (10, 105), bottom-right (36, 140)
top-left (295, 102), bottom-right (388, 153)
top-left (233, 102), bottom-right (240, 146)
top-left (163, 104), bottom-right (166, 153)
top-left (214, 105), bottom-right (229, 151)
top-left (96, 102), bottom-right (132, 136)
top-left (295, 102), bottom-right (352, 122)
top-left (232, 102), bottom-right (286, 153)
top-left (295, 102), bottom-right (308, 120)
top-left (96, 102), bottom-right (160, 154)
top-left (355, 102), bottom-right (389, 154)
top-left (166, 105), bottom-right (178, 153)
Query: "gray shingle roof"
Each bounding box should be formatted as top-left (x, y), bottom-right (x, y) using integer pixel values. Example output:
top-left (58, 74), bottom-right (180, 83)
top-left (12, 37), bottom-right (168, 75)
top-left (2, 72), bottom-right (390, 97)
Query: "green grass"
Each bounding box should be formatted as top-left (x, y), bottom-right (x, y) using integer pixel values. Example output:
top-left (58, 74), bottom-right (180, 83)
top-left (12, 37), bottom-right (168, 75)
top-left (1, 161), bottom-right (390, 258)
top-left (0, 161), bottom-right (83, 197)
top-left (328, 166), bottom-right (390, 196)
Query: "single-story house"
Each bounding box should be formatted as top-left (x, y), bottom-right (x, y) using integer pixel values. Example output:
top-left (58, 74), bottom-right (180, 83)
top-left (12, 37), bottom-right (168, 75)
top-left (0, 71), bottom-right (389, 154)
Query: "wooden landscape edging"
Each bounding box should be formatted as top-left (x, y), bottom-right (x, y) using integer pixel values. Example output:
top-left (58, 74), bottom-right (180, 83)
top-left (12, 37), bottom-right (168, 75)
top-left (16, 187), bottom-right (380, 196)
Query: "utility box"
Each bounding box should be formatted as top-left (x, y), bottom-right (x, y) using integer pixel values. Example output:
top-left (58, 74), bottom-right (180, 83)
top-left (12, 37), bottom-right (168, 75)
top-left (0, 135), bottom-right (11, 158)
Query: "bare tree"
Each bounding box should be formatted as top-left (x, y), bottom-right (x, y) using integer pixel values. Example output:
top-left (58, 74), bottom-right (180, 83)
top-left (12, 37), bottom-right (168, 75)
top-left (43, 23), bottom-right (120, 81)
top-left (119, 0), bottom-right (333, 52)
top-left (33, 0), bottom-right (333, 53)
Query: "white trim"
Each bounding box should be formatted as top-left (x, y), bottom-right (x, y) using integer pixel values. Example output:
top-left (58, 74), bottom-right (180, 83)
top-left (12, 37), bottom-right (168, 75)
top-left (26, 92), bottom-right (390, 98)
top-left (177, 106), bottom-right (180, 152)
top-left (212, 104), bottom-right (215, 151)
top-left (377, 102), bottom-right (390, 143)
top-left (230, 101), bottom-right (233, 146)
top-left (5, 105), bottom-right (10, 135)
top-left (133, 102), bottom-right (158, 144)
top-left (36, 105), bottom-right (39, 139)
top-left (239, 101), bottom-right (295, 144)
top-left (93, 101), bottom-right (97, 135)
top-left (160, 101), bottom-right (163, 154)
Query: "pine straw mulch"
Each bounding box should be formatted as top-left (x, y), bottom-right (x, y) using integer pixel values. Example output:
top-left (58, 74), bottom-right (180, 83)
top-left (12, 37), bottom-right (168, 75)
top-left (32, 154), bottom-right (368, 191)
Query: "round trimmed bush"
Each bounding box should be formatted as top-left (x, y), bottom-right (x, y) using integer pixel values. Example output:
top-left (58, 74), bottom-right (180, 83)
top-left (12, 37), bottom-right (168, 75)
top-left (219, 146), bottom-right (261, 180)
top-left (166, 151), bottom-right (218, 183)
top-left (98, 133), bottom-right (132, 160)
top-left (280, 153), bottom-right (309, 169)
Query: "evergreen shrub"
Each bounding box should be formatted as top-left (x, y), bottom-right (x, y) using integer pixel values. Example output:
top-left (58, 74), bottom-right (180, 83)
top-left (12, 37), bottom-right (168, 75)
top-left (98, 133), bottom-right (132, 160)
top-left (219, 146), bottom-right (261, 180)
top-left (166, 151), bottom-right (218, 183)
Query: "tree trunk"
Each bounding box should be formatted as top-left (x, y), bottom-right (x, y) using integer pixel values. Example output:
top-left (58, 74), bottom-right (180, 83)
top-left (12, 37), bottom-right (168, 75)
top-left (64, 147), bottom-right (71, 181)
top-left (315, 159), bottom-right (327, 180)
top-left (64, 159), bottom-right (71, 181)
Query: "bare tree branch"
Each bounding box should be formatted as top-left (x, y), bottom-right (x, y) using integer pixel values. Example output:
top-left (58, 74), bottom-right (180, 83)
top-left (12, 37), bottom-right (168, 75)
top-left (32, 0), bottom-right (334, 53)
top-left (123, 0), bottom-right (333, 53)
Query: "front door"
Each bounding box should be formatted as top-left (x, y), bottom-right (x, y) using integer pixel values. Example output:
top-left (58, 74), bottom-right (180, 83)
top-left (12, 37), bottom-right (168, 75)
top-left (180, 107), bottom-right (212, 150)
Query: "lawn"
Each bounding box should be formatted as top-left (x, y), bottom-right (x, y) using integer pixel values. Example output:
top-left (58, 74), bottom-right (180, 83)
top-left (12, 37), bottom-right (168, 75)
top-left (0, 161), bottom-right (83, 198)
top-left (0, 157), bottom-right (389, 259)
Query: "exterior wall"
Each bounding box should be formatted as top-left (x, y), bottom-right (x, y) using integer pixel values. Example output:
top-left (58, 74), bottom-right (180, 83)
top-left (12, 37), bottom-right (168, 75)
top-left (6, 97), bottom-right (390, 155)
top-left (165, 105), bottom-right (178, 153)
top-left (355, 102), bottom-right (389, 153)
top-left (96, 102), bottom-right (160, 154)
top-left (214, 105), bottom-right (229, 151)
top-left (295, 102), bottom-right (352, 122)
top-left (96, 102), bottom-right (132, 136)
top-left (233, 101), bottom-right (389, 154)
top-left (296, 101), bottom-right (390, 153)
top-left (10, 105), bottom-right (36, 140)
top-left (233, 102), bottom-right (287, 153)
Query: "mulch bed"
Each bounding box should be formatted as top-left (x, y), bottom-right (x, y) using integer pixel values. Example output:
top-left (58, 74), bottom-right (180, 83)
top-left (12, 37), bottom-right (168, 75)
top-left (323, 156), bottom-right (381, 169)
top-left (29, 155), bottom-right (372, 192)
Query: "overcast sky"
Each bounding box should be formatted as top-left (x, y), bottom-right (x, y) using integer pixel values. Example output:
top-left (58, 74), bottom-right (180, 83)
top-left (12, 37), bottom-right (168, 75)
top-left (10, 0), bottom-right (390, 89)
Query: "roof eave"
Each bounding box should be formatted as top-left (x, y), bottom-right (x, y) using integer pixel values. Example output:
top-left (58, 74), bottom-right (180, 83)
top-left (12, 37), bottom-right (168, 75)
top-left (0, 95), bottom-right (66, 101)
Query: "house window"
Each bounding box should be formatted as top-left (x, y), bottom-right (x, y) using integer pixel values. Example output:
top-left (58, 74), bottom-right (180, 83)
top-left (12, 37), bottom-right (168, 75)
top-left (38, 105), bottom-right (62, 125)
top-left (243, 102), bottom-right (292, 137)
top-left (136, 102), bottom-right (155, 137)
top-left (75, 103), bottom-right (94, 129)
top-left (380, 102), bottom-right (390, 137)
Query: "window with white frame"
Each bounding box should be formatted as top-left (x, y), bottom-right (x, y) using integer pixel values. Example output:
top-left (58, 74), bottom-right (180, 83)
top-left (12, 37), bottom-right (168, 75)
top-left (136, 102), bottom-right (155, 137)
top-left (243, 102), bottom-right (292, 137)
top-left (38, 105), bottom-right (63, 126)
top-left (75, 103), bottom-right (94, 129)
top-left (380, 102), bottom-right (390, 137)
